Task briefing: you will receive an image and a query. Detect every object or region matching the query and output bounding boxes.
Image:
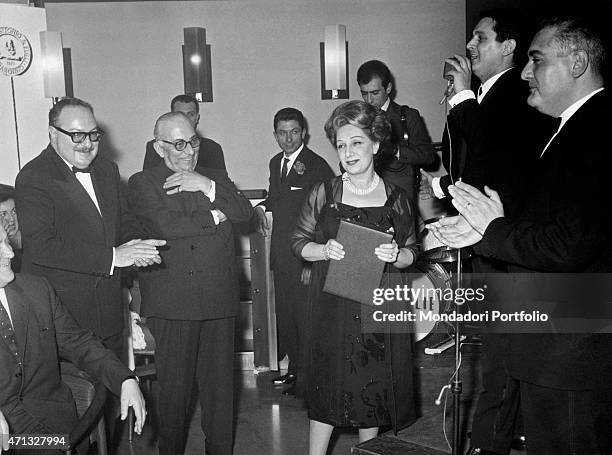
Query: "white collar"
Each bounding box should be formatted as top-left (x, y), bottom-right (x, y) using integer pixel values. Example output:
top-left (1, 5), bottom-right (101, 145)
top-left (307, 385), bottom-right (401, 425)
top-left (280, 144), bottom-right (304, 172)
top-left (557, 87), bottom-right (604, 132)
top-left (380, 97), bottom-right (391, 112)
top-left (479, 67), bottom-right (513, 101)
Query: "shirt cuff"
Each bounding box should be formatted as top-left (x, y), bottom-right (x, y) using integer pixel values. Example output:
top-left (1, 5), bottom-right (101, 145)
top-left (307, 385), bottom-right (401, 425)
top-left (211, 210), bottom-right (220, 225)
top-left (205, 180), bottom-right (216, 202)
top-left (448, 89), bottom-right (476, 108)
top-left (432, 177), bottom-right (446, 199)
top-left (110, 247), bottom-right (116, 275)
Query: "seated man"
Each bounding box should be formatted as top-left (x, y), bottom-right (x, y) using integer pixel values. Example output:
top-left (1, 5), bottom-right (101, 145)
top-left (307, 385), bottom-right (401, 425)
top-left (0, 223), bottom-right (146, 455)
top-left (0, 184), bottom-right (21, 272)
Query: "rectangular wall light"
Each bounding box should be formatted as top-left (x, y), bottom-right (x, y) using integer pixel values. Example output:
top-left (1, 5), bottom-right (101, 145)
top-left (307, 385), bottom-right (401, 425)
top-left (183, 27), bottom-right (213, 102)
top-left (39, 31), bottom-right (66, 100)
top-left (320, 25), bottom-right (348, 100)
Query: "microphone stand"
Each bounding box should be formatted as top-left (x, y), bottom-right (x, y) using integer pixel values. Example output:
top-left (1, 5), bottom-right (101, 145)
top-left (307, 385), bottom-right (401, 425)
top-left (452, 247), bottom-right (463, 455)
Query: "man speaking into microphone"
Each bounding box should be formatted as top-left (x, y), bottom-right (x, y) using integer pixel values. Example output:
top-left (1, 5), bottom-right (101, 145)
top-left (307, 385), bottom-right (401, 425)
top-left (421, 9), bottom-right (554, 455)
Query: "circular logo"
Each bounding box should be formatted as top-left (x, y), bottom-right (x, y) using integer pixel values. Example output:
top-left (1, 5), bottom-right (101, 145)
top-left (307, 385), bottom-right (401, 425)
top-left (0, 26), bottom-right (32, 77)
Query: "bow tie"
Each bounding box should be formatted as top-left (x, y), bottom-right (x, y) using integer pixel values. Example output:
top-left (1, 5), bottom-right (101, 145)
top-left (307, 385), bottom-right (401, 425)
top-left (72, 166), bottom-right (92, 174)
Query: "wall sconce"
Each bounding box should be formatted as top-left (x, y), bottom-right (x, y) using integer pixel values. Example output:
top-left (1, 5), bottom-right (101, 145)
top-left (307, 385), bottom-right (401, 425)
top-left (182, 27), bottom-right (212, 102)
top-left (320, 25), bottom-right (348, 100)
top-left (39, 31), bottom-right (67, 102)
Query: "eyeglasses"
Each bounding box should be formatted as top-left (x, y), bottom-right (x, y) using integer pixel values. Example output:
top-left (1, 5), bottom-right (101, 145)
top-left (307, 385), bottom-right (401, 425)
top-left (158, 136), bottom-right (201, 152)
top-left (54, 126), bottom-right (104, 143)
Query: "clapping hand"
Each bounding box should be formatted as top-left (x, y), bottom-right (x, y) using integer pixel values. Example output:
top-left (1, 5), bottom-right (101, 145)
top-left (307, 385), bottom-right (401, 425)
top-left (115, 239), bottom-right (166, 268)
top-left (428, 215), bottom-right (482, 248)
top-left (448, 181), bottom-right (504, 234)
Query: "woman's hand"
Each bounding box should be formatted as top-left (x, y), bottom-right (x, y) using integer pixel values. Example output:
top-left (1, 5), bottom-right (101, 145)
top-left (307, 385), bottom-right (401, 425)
top-left (321, 239), bottom-right (345, 261)
top-left (375, 240), bottom-right (399, 263)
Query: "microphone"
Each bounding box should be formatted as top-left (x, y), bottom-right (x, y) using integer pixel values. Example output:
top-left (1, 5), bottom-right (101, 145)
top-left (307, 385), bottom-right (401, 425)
top-left (439, 79), bottom-right (454, 105)
top-left (435, 384), bottom-right (451, 405)
top-left (439, 59), bottom-right (456, 105)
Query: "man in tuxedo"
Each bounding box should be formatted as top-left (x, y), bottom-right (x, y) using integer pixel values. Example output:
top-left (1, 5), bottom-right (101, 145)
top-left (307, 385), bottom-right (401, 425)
top-left (254, 108), bottom-right (333, 394)
top-left (357, 60), bottom-right (436, 206)
top-left (15, 98), bottom-right (165, 361)
top-left (143, 94), bottom-right (226, 171)
top-left (129, 112), bottom-right (253, 455)
top-left (0, 223), bottom-right (146, 455)
top-left (431, 18), bottom-right (612, 454)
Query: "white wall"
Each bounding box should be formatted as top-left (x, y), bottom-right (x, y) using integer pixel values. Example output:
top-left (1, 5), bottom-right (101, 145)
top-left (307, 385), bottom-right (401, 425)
top-left (0, 3), bottom-right (52, 186)
top-left (45, 0), bottom-right (465, 188)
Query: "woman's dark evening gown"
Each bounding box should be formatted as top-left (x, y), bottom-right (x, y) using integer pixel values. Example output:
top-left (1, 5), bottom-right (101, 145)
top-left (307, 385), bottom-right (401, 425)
top-left (292, 176), bottom-right (418, 432)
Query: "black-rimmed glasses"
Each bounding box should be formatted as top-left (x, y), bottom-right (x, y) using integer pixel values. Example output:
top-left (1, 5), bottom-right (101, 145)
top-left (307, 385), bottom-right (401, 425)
top-left (158, 136), bottom-right (201, 152)
top-left (53, 125), bottom-right (104, 143)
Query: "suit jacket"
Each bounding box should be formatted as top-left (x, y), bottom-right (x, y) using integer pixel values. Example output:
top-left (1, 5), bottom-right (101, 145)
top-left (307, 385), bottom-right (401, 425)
top-left (15, 145), bottom-right (141, 339)
top-left (475, 90), bottom-right (612, 390)
top-left (143, 136), bottom-right (226, 171)
top-left (0, 274), bottom-right (131, 434)
top-left (128, 164), bottom-right (253, 320)
top-left (377, 101), bottom-right (436, 204)
top-left (260, 147), bottom-right (334, 273)
top-left (440, 68), bottom-right (555, 216)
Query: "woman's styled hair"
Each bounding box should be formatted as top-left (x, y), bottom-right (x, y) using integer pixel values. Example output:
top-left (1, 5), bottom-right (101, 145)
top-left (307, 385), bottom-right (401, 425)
top-left (324, 100), bottom-right (390, 146)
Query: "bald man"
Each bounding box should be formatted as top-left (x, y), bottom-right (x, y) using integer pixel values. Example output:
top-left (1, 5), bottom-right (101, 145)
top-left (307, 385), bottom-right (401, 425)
top-left (129, 112), bottom-right (253, 455)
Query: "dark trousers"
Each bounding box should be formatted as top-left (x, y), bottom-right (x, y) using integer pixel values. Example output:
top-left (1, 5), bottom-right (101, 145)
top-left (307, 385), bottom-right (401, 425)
top-left (520, 381), bottom-right (612, 454)
top-left (273, 268), bottom-right (308, 375)
top-left (148, 317), bottom-right (235, 455)
top-left (471, 334), bottom-right (520, 455)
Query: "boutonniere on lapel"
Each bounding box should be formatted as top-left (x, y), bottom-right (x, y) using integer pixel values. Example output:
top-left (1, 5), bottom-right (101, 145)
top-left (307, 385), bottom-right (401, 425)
top-left (294, 160), bottom-right (306, 175)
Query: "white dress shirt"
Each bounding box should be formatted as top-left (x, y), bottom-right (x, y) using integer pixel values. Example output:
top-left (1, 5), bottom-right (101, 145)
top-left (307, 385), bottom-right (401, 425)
top-left (0, 288), bottom-right (12, 325)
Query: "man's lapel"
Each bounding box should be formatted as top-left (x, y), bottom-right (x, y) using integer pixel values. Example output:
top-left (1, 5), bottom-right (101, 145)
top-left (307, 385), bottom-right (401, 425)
top-left (285, 148), bottom-right (307, 184)
top-left (91, 165), bottom-right (115, 246)
top-left (45, 147), bottom-right (106, 237)
top-left (4, 281), bottom-right (30, 360)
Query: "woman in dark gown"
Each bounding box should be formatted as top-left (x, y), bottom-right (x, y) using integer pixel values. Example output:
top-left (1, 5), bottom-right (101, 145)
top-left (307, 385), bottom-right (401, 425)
top-left (291, 100), bottom-right (419, 455)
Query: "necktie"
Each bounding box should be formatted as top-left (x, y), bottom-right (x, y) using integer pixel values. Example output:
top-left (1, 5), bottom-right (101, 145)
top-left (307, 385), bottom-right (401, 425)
top-left (280, 157), bottom-right (289, 182)
top-left (0, 299), bottom-right (21, 364)
top-left (72, 165), bottom-right (92, 174)
top-left (477, 86), bottom-right (483, 103)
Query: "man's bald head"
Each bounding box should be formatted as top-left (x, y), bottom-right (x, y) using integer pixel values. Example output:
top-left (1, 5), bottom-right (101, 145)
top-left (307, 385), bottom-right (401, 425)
top-left (153, 112), bottom-right (199, 173)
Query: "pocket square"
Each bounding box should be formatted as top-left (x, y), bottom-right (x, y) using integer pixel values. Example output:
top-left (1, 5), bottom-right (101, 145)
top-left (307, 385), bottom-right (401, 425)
top-left (290, 186), bottom-right (303, 191)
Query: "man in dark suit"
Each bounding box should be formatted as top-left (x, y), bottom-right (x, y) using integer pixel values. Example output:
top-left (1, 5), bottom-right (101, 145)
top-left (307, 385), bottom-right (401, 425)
top-left (0, 223), bottom-right (145, 455)
top-left (357, 60), bottom-right (436, 206)
top-left (143, 94), bottom-right (226, 171)
top-left (254, 108), bottom-right (333, 394)
top-left (423, 11), bottom-right (555, 455)
top-left (431, 18), bottom-right (612, 454)
top-left (129, 112), bottom-right (253, 455)
top-left (427, 10), bottom-right (553, 219)
top-left (15, 98), bottom-right (165, 360)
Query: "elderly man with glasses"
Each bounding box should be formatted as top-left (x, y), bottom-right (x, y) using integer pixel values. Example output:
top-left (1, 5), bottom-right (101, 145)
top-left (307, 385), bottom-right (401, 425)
top-left (128, 112), bottom-right (253, 455)
top-left (14, 97), bottom-right (165, 361)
